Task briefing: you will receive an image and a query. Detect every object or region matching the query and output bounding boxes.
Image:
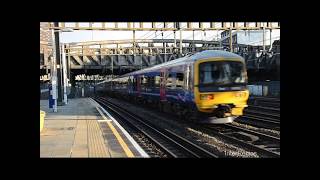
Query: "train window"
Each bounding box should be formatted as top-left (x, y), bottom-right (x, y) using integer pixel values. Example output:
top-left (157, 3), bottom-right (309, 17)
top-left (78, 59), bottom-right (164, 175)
top-left (199, 61), bottom-right (246, 86)
top-left (141, 75), bottom-right (148, 90)
top-left (155, 76), bottom-right (160, 87)
top-left (148, 76), bottom-right (155, 88)
top-left (188, 66), bottom-right (193, 91)
top-left (166, 73), bottom-right (174, 89)
top-left (133, 77), bottom-right (137, 91)
top-left (176, 73), bottom-right (184, 89)
top-left (140, 76), bottom-right (144, 89)
top-left (143, 76), bottom-right (148, 84)
top-left (122, 77), bottom-right (129, 89)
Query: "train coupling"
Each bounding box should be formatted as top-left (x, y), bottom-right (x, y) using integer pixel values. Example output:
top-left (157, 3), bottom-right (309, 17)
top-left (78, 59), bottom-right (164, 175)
top-left (215, 104), bottom-right (233, 118)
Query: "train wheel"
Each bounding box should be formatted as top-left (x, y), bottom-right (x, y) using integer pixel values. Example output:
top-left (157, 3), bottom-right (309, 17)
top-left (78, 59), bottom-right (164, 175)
top-left (176, 105), bottom-right (184, 121)
top-left (151, 100), bottom-right (157, 109)
top-left (177, 109), bottom-right (184, 121)
top-left (143, 99), bottom-right (147, 107)
top-left (134, 97), bottom-right (139, 105)
top-left (185, 108), bottom-right (198, 123)
top-left (158, 102), bottom-right (164, 112)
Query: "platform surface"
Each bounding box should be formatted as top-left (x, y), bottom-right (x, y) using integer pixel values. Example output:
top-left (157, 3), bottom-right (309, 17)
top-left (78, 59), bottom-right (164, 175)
top-left (40, 98), bottom-right (147, 158)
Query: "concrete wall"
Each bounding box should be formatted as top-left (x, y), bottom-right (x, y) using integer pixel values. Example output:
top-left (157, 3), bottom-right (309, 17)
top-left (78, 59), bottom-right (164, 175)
top-left (248, 81), bottom-right (280, 97)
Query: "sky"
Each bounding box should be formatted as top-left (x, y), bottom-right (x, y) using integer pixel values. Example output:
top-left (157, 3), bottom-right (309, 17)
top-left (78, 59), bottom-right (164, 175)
top-left (59, 23), bottom-right (280, 46)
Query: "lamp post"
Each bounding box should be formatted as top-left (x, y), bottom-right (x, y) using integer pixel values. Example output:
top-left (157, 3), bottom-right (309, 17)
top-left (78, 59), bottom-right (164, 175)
top-left (61, 43), bottom-right (68, 104)
top-left (51, 27), bottom-right (58, 112)
top-left (52, 22), bottom-right (64, 106)
top-left (179, 26), bottom-right (182, 55)
top-left (50, 23), bottom-right (73, 111)
top-left (60, 28), bottom-right (73, 105)
top-left (229, 28), bottom-right (233, 52)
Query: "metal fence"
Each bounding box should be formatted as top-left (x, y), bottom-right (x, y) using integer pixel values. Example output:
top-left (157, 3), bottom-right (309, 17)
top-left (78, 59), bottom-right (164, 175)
top-left (74, 86), bottom-right (95, 97)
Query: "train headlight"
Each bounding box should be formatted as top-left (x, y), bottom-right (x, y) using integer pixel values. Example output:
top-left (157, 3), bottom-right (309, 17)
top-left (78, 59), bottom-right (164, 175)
top-left (235, 92), bottom-right (246, 98)
top-left (200, 94), bottom-right (214, 100)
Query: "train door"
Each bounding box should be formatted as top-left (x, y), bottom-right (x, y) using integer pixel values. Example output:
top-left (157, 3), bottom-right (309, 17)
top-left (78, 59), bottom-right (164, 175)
top-left (128, 76), bottom-right (133, 94)
top-left (136, 75), bottom-right (141, 97)
top-left (185, 65), bottom-right (190, 91)
top-left (184, 64), bottom-right (193, 92)
top-left (160, 69), bottom-right (166, 101)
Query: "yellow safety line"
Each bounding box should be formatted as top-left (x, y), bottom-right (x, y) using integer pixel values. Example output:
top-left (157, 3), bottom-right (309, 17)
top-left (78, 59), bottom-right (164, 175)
top-left (106, 121), bottom-right (135, 157)
top-left (94, 101), bottom-right (135, 157)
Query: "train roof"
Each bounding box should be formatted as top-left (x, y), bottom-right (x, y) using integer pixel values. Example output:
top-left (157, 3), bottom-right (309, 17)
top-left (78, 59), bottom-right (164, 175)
top-left (190, 50), bottom-right (244, 60)
top-left (119, 50), bottom-right (244, 78)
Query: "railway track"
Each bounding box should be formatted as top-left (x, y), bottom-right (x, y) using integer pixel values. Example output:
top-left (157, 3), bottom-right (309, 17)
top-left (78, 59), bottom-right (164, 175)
top-left (235, 116), bottom-right (280, 130)
top-left (94, 96), bottom-right (219, 158)
top-left (94, 95), bottom-right (280, 158)
top-left (248, 97), bottom-right (280, 108)
top-left (244, 109), bottom-right (280, 120)
top-left (249, 96), bottom-right (280, 102)
top-left (222, 123), bottom-right (279, 141)
top-left (247, 105), bottom-right (280, 114)
top-left (201, 123), bottom-right (280, 158)
top-left (237, 102), bottom-right (280, 130)
top-left (257, 101), bottom-right (280, 108)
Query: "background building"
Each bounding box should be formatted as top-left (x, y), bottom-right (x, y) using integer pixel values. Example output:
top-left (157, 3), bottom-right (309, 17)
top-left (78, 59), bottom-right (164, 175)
top-left (220, 30), bottom-right (265, 46)
top-left (40, 22), bottom-right (52, 67)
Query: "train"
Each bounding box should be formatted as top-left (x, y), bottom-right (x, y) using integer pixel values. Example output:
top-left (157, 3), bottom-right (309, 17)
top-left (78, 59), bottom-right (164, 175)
top-left (95, 50), bottom-right (249, 124)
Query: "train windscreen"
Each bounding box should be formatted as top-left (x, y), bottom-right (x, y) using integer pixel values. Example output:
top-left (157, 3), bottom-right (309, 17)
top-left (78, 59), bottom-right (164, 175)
top-left (199, 61), bottom-right (247, 87)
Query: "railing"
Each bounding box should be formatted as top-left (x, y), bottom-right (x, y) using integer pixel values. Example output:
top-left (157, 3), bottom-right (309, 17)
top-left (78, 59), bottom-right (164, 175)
top-left (65, 46), bottom-right (222, 56)
top-left (49, 22), bottom-right (280, 31)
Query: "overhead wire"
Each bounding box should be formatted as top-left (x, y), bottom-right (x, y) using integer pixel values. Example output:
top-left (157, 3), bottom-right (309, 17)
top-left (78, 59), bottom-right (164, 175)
top-left (247, 36), bottom-right (280, 45)
top-left (136, 22), bottom-right (163, 40)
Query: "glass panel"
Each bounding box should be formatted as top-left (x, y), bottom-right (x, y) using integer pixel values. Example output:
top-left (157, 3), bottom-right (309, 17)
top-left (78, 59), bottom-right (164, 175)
top-left (176, 73), bottom-right (184, 88)
top-left (199, 61), bottom-right (247, 86)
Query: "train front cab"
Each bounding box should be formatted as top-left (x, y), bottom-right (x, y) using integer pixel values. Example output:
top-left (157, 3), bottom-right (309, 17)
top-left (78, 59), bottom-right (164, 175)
top-left (193, 57), bottom-right (249, 123)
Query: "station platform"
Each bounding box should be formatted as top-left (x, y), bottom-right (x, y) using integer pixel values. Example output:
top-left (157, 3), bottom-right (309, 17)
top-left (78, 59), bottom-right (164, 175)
top-left (40, 98), bottom-right (148, 158)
